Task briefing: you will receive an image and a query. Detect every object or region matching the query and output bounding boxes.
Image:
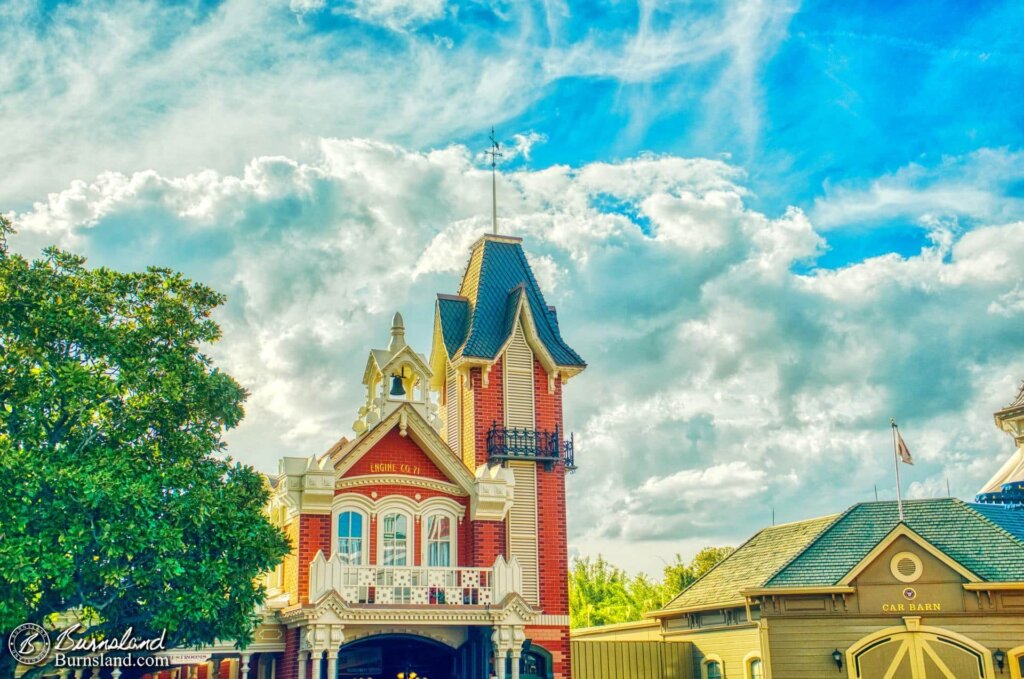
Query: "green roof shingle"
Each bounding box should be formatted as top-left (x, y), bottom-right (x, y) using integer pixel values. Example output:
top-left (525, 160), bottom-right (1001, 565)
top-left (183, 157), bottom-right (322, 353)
top-left (766, 499), bottom-right (1024, 587)
top-left (661, 514), bottom-right (837, 612)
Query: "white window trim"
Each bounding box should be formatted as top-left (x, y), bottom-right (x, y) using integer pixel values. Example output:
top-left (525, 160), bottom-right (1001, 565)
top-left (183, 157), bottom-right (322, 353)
top-left (421, 509), bottom-right (459, 567)
top-left (330, 494), bottom-right (375, 562)
top-left (701, 654), bottom-right (725, 679)
top-left (376, 507), bottom-right (415, 567)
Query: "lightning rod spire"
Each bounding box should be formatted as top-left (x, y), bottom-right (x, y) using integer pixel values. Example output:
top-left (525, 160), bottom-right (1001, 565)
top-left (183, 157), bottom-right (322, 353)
top-left (485, 127), bottom-right (503, 235)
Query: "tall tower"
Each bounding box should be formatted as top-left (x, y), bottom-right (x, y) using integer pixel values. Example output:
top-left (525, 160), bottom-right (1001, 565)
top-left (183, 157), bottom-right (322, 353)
top-left (429, 233), bottom-right (586, 678)
top-left (977, 380), bottom-right (1024, 506)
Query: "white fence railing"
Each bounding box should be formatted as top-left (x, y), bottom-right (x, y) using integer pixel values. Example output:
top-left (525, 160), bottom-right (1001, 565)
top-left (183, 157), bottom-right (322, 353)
top-left (308, 553), bottom-right (523, 606)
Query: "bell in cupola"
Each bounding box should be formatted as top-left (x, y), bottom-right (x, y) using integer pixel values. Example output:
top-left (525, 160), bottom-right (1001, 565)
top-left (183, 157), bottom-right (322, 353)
top-left (390, 374), bottom-right (406, 397)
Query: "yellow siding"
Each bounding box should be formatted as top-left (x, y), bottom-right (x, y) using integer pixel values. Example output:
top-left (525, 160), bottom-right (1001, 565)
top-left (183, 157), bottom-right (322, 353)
top-left (458, 244), bottom-right (484, 303)
top-left (284, 519), bottom-right (299, 605)
top-left (571, 641), bottom-right (693, 679)
top-left (461, 370), bottom-right (475, 471)
top-left (445, 363), bottom-right (459, 454)
top-left (507, 461), bottom-right (539, 604)
top-left (765, 616), bottom-right (1024, 679)
top-left (676, 625), bottom-right (761, 679)
top-left (504, 320), bottom-right (535, 429)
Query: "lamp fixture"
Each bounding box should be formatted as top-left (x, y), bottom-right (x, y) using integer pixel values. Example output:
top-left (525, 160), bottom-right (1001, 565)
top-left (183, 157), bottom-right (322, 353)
top-left (994, 648), bottom-right (1005, 672)
top-left (831, 649), bottom-right (844, 672)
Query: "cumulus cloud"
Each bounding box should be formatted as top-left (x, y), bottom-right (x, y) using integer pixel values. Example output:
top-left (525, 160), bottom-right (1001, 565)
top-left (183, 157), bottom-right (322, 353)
top-left (11, 140), bottom-right (1024, 574)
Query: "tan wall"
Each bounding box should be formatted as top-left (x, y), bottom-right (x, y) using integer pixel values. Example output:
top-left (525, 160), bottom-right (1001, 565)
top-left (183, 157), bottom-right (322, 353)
top-left (664, 625), bottom-right (761, 679)
top-left (572, 620), bottom-right (663, 642)
top-left (571, 640), bottom-right (693, 679)
top-left (764, 614), bottom-right (1024, 679)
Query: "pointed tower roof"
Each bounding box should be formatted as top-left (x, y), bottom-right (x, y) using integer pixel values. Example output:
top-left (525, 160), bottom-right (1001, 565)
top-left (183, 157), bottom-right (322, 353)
top-left (431, 235), bottom-right (585, 381)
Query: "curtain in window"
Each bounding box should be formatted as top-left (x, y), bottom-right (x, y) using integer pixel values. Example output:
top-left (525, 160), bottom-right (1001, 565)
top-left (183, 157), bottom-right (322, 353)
top-left (382, 513), bottom-right (408, 566)
top-left (750, 659), bottom-right (763, 679)
top-left (426, 515), bottom-right (452, 567)
top-left (337, 511), bottom-right (363, 565)
top-left (706, 662), bottom-right (722, 679)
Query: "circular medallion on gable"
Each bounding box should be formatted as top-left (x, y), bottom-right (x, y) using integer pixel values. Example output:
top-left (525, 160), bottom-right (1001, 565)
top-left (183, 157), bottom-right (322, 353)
top-left (890, 551), bottom-right (923, 583)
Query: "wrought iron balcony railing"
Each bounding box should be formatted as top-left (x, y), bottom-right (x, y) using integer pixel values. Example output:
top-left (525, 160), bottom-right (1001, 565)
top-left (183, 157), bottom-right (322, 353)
top-left (486, 422), bottom-right (576, 472)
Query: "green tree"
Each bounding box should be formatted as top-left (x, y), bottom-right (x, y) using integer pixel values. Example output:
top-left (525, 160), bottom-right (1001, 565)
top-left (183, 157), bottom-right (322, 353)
top-left (569, 546), bottom-right (734, 628)
top-left (0, 217), bottom-right (291, 676)
top-left (662, 546), bottom-right (735, 598)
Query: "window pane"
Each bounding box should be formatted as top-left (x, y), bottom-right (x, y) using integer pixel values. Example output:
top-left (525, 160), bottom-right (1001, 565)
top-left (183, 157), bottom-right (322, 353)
top-left (383, 513), bottom-right (408, 566)
top-left (750, 659), bottom-right (763, 679)
top-left (706, 662), bottom-right (722, 679)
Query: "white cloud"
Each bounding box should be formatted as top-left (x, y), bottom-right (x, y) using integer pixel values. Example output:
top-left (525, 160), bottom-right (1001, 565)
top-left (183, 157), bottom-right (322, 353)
top-left (11, 140), bottom-right (1024, 574)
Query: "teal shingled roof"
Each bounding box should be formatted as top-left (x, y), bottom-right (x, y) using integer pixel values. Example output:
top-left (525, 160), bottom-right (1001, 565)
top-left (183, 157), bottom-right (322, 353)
top-left (437, 295), bottom-right (470, 358)
top-left (442, 238), bottom-right (585, 367)
top-left (766, 499), bottom-right (1024, 587)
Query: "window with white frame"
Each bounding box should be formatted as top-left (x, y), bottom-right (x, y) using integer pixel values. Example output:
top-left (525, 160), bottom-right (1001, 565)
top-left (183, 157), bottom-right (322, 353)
top-left (381, 512), bottom-right (410, 566)
top-left (336, 510), bottom-right (364, 565)
top-left (748, 658), bottom-right (763, 679)
top-left (425, 514), bottom-right (453, 567)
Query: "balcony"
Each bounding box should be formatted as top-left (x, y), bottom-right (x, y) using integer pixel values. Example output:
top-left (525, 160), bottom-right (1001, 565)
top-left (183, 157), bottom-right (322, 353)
top-left (486, 423), bottom-right (576, 471)
top-left (308, 553), bottom-right (523, 606)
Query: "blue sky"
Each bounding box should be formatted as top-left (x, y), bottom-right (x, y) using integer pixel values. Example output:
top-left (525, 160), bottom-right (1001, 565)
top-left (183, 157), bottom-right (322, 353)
top-left (4, 0), bottom-right (1024, 573)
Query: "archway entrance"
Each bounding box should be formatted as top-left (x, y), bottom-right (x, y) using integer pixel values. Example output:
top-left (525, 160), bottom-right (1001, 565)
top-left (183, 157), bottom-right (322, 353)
top-left (338, 634), bottom-right (455, 679)
top-left (848, 626), bottom-right (994, 679)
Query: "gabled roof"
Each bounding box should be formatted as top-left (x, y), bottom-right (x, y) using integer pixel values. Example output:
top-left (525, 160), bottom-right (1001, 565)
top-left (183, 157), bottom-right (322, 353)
top-left (766, 499), bottom-right (1024, 587)
top-left (658, 515), bottom-right (837, 613)
top-left (434, 235), bottom-right (585, 370)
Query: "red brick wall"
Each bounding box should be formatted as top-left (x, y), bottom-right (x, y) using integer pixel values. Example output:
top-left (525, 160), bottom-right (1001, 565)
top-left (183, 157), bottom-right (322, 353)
top-left (297, 514), bottom-right (330, 603)
top-left (278, 628), bottom-right (300, 679)
top-left (344, 429), bottom-right (449, 481)
top-left (527, 625), bottom-right (572, 679)
top-left (218, 659), bottom-right (231, 679)
top-left (534, 358), bottom-right (569, 616)
top-left (197, 665), bottom-right (208, 679)
top-left (470, 363), bottom-right (504, 468)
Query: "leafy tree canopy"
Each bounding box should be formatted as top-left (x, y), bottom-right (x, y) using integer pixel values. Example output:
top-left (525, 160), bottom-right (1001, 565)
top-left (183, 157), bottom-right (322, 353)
top-left (569, 546), bottom-right (734, 628)
top-left (0, 217), bottom-right (290, 675)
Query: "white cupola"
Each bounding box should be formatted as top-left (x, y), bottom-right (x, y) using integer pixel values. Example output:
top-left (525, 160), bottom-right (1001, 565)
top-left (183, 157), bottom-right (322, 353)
top-left (352, 312), bottom-right (439, 435)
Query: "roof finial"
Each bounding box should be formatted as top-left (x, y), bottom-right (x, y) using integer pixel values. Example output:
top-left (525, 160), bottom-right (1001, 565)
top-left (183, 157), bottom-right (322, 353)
top-left (388, 311), bottom-right (406, 351)
top-left (485, 127), bottom-right (503, 235)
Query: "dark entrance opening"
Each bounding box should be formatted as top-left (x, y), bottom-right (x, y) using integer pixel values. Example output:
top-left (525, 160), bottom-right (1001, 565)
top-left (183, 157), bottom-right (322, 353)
top-left (337, 634), bottom-right (455, 679)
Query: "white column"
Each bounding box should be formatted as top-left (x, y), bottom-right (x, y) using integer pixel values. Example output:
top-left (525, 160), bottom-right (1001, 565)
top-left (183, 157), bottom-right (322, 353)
top-left (493, 649), bottom-right (507, 679)
top-left (111, 669), bottom-right (122, 679)
top-left (325, 650), bottom-right (337, 679)
top-left (270, 656), bottom-right (277, 679)
top-left (509, 650), bottom-right (521, 679)
top-left (74, 671), bottom-right (85, 679)
top-left (91, 666), bottom-right (101, 678)
top-left (297, 651), bottom-right (308, 679)
top-left (310, 650), bottom-right (323, 679)
top-left (240, 653), bottom-right (251, 679)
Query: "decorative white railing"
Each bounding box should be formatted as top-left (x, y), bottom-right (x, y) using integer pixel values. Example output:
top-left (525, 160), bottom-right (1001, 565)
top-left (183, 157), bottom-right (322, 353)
top-left (308, 552), bottom-right (523, 606)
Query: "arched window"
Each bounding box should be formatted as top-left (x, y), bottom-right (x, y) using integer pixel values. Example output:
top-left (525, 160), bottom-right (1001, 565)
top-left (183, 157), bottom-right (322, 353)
top-left (336, 511), bottom-right (364, 565)
top-left (702, 658), bottom-right (724, 679)
top-left (381, 512), bottom-right (409, 566)
top-left (425, 514), bottom-right (453, 567)
top-left (747, 658), bottom-right (763, 679)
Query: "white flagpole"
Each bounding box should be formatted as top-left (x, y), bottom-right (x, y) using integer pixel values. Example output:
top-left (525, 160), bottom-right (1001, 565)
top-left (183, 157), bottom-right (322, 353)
top-left (891, 418), bottom-right (905, 522)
